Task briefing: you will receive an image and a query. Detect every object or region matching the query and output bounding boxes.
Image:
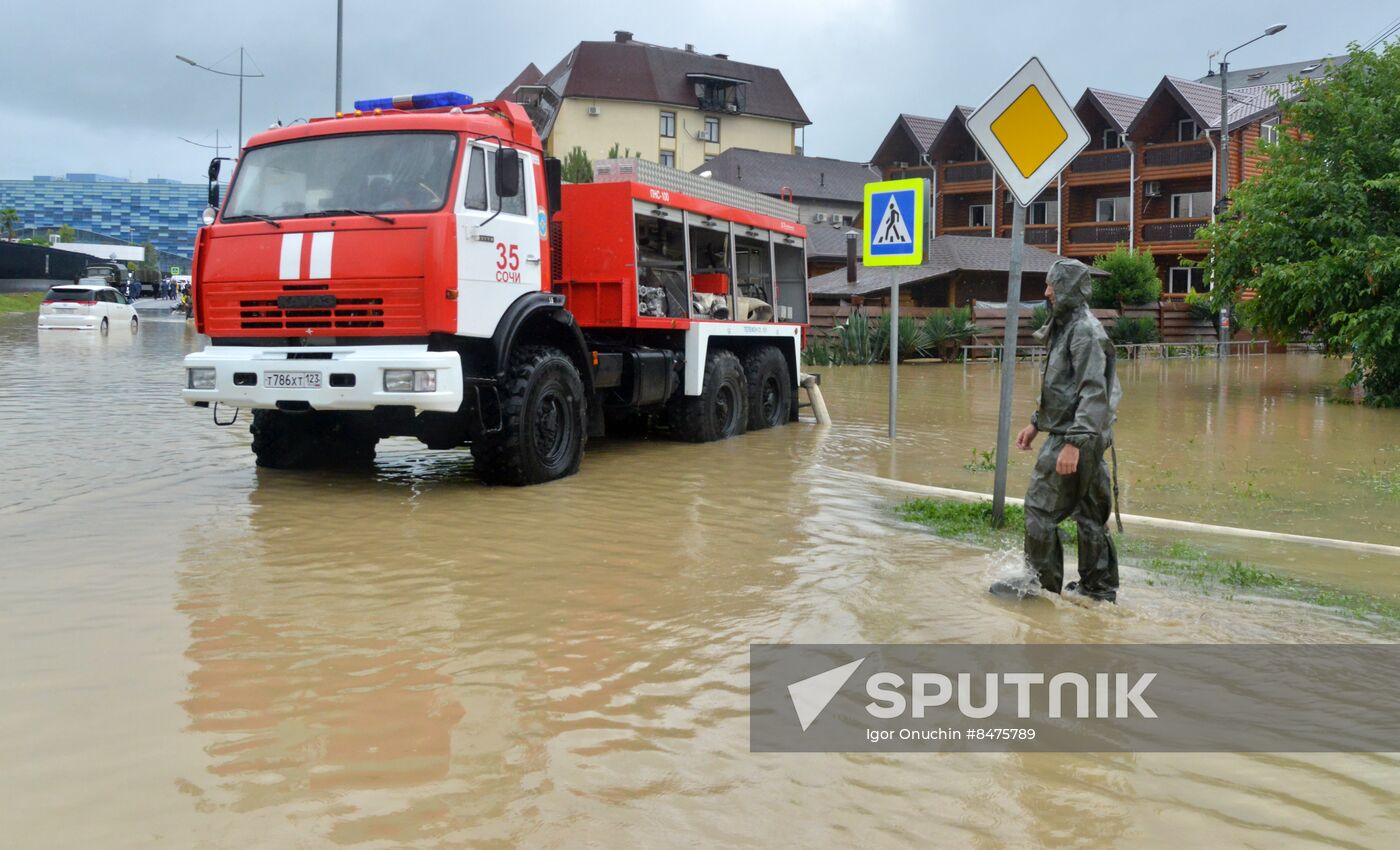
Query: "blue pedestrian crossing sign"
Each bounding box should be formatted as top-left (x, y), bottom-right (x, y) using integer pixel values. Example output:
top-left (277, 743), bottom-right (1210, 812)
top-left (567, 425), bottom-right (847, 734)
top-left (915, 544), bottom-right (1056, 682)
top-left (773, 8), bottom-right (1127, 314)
top-left (863, 178), bottom-right (926, 266)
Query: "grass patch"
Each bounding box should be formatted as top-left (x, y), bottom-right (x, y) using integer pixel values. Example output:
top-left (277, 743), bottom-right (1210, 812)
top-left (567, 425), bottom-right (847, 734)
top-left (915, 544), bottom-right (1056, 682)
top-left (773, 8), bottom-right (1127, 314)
top-left (0, 292), bottom-right (44, 313)
top-left (1353, 467), bottom-right (1400, 498)
top-left (897, 496), bottom-right (1400, 622)
top-left (962, 448), bottom-right (997, 472)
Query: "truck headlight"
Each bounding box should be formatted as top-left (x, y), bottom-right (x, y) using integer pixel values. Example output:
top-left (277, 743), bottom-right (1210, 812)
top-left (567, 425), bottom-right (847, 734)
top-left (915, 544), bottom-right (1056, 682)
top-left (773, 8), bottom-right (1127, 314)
top-left (187, 368), bottom-right (216, 390)
top-left (384, 369), bottom-right (436, 392)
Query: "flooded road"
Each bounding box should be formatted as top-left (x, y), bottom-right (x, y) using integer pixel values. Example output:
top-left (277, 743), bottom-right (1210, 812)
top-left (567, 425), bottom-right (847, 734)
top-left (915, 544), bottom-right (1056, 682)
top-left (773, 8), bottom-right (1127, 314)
top-left (2, 313), bottom-right (1397, 848)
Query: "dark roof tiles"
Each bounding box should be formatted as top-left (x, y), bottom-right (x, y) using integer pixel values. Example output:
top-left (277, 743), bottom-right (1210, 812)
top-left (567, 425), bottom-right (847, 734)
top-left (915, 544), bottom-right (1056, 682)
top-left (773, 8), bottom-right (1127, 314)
top-left (693, 148), bottom-right (870, 203)
top-left (531, 39), bottom-right (809, 125)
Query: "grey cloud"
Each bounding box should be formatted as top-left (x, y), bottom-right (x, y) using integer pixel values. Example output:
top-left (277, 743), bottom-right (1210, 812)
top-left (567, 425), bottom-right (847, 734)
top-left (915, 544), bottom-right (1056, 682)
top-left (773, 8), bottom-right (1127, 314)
top-left (0, 0), bottom-right (1381, 180)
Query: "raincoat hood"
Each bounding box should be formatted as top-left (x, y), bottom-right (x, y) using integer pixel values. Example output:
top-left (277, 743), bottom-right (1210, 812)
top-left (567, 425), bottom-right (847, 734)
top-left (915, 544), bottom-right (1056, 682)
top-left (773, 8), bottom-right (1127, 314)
top-left (1048, 259), bottom-right (1094, 318)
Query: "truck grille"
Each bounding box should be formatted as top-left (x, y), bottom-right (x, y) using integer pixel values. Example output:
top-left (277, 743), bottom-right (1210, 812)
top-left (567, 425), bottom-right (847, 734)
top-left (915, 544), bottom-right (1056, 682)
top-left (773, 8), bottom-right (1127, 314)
top-left (201, 280), bottom-right (427, 335)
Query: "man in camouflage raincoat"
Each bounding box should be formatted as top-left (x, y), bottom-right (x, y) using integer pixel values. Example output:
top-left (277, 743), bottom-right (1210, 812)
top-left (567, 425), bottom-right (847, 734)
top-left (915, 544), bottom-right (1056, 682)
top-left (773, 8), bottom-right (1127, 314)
top-left (1007, 258), bottom-right (1121, 602)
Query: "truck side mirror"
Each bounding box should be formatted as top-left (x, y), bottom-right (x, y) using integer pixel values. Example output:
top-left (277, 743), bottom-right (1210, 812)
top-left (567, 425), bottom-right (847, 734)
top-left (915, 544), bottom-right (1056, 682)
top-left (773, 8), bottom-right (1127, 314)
top-left (208, 158), bottom-right (222, 181)
top-left (496, 148), bottom-right (521, 198)
top-left (208, 183), bottom-right (221, 208)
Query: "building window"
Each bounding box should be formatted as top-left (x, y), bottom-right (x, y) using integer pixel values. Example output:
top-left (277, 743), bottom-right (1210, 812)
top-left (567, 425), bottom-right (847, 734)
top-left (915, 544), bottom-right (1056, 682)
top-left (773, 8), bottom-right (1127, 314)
top-left (1177, 119), bottom-right (1200, 142)
top-left (969, 205), bottom-right (991, 227)
top-left (694, 79), bottom-right (747, 113)
top-left (1170, 191), bottom-right (1213, 218)
top-left (701, 117), bottom-right (720, 144)
top-left (1029, 201), bottom-right (1058, 225)
top-left (1103, 129), bottom-right (1124, 149)
top-left (659, 111), bottom-right (675, 139)
top-left (659, 150), bottom-right (675, 168)
top-left (1096, 196), bottom-right (1129, 222)
top-left (841, 214), bottom-right (855, 226)
top-left (1261, 118), bottom-right (1279, 144)
top-left (1168, 266), bottom-right (1206, 295)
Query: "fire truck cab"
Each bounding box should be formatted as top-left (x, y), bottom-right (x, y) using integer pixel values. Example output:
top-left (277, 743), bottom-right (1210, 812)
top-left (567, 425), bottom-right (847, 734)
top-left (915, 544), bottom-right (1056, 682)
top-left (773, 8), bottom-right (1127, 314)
top-left (182, 92), bottom-right (809, 485)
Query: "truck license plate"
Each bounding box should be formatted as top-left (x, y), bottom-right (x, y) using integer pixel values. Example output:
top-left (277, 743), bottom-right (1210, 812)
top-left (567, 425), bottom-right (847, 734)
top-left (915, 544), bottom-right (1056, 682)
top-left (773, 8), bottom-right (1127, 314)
top-left (264, 371), bottom-right (322, 389)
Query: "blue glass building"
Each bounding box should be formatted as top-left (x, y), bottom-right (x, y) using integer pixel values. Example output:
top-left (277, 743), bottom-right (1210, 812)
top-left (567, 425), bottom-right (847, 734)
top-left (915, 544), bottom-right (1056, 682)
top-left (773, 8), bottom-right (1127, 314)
top-left (0, 174), bottom-right (210, 260)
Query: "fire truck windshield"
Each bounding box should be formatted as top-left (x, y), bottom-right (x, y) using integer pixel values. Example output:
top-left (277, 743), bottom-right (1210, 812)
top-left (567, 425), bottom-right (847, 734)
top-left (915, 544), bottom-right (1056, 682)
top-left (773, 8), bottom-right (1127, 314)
top-left (222, 131), bottom-right (459, 221)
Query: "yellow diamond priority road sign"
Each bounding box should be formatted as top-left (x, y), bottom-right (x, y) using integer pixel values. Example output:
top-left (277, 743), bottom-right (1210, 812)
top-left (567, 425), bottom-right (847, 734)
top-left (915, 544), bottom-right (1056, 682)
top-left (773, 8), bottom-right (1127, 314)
top-left (966, 57), bottom-right (1089, 208)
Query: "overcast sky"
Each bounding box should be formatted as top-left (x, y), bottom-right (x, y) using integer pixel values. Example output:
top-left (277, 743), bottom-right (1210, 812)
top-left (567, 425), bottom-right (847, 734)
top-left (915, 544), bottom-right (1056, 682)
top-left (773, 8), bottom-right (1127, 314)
top-left (1, 1), bottom-right (1389, 182)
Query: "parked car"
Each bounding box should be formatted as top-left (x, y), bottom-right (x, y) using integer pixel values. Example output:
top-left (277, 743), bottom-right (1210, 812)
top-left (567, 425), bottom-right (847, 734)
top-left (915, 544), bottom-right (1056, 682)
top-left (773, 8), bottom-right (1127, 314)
top-left (37, 282), bottom-right (139, 332)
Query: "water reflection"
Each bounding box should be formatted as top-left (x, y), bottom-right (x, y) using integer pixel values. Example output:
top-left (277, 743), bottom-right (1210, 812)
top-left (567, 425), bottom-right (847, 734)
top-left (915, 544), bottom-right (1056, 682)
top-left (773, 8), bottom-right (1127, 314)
top-left (2, 315), bottom-right (1398, 847)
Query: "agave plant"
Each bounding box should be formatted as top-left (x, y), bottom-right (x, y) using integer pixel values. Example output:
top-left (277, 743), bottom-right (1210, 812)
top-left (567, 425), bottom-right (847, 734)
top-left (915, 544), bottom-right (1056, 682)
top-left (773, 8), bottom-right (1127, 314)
top-left (1109, 316), bottom-right (1160, 358)
top-left (918, 307), bottom-right (979, 360)
top-left (831, 309), bottom-right (879, 364)
top-left (875, 313), bottom-right (930, 362)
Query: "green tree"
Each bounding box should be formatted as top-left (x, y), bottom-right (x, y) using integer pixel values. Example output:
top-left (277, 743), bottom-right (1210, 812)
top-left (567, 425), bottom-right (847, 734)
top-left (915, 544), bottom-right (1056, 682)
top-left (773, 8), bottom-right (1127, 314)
top-left (58, 224), bottom-right (76, 243)
top-left (0, 208), bottom-right (20, 241)
top-left (561, 145), bottom-right (593, 184)
top-left (1198, 43), bottom-right (1400, 405)
top-left (605, 143), bottom-right (632, 159)
top-left (141, 242), bottom-right (159, 274)
top-left (1090, 245), bottom-right (1161, 309)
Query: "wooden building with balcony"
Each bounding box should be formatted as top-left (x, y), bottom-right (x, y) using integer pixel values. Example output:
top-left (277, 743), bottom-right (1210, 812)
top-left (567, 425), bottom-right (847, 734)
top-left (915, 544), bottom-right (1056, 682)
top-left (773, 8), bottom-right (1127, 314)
top-left (870, 65), bottom-right (1307, 302)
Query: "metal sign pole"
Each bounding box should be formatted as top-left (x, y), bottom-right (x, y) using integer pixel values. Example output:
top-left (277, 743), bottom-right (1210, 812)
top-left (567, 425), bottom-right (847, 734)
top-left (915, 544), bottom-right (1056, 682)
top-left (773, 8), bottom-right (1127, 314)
top-left (991, 201), bottom-right (1027, 526)
top-left (889, 280), bottom-right (899, 439)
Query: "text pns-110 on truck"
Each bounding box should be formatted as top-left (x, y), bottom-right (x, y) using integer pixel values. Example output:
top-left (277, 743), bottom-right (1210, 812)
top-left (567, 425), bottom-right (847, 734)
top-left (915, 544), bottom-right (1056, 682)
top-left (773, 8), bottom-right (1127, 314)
top-left (182, 91), bottom-right (811, 485)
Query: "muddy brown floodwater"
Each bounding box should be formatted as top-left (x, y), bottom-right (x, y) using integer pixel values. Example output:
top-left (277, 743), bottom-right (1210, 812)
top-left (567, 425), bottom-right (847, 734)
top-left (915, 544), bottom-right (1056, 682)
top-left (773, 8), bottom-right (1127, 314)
top-left (2, 313), bottom-right (1398, 848)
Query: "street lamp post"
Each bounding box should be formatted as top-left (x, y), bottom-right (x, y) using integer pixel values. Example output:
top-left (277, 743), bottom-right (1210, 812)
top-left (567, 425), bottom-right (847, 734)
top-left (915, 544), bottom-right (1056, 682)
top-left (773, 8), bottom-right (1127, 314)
top-left (336, 0), bottom-right (345, 113)
top-left (176, 48), bottom-right (265, 152)
top-left (1215, 23), bottom-right (1285, 347)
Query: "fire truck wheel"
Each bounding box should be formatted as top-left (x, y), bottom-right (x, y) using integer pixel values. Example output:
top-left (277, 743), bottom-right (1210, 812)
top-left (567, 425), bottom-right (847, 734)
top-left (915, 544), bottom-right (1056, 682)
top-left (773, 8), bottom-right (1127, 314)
top-left (742, 346), bottom-right (792, 431)
top-left (668, 348), bottom-right (748, 443)
top-left (471, 346), bottom-right (587, 486)
top-left (250, 410), bottom-right (323, 470)
top-left (319, 414), bottom-right (379, 466)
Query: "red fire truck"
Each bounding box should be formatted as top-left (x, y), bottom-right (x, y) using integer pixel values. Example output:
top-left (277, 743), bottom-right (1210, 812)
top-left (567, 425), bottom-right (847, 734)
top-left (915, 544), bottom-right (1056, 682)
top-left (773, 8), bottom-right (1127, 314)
top-left (182, 91), bottom-right (810, 485)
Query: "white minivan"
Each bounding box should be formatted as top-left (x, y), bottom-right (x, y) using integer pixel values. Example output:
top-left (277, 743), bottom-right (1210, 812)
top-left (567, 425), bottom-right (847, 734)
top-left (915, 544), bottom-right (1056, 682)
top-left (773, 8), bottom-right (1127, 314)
top-left (37, 282), bottom-right (139, 332)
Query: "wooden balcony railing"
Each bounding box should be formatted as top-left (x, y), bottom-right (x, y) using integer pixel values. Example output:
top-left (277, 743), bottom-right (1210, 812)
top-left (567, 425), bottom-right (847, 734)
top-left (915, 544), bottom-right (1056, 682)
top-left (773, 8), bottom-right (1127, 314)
top-left (1141, 217), bottom-right (1208, 242)
top-left (942, 225), bottom-right (992, 236)
top-left (1070, 149), bottom-right (1131, 173)
top-left (1068, 223), bottom-right (1130, 244)
top-left (996, 224), bottom-right (1057, 245)
top-left (1141, 139), bottom-right (1213, 168)
top-left (943, 161), bottom-right (993, 183)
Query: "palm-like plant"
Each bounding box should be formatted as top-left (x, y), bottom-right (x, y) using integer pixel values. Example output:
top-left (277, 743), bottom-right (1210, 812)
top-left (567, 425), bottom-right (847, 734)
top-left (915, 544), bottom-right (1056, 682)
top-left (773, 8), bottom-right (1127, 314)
top-left (0, 208), bottom-right (20, 242)
top-left (876, 313), bottom-right (929, 362)
top-left (918, 307), bottom-right (978, 360)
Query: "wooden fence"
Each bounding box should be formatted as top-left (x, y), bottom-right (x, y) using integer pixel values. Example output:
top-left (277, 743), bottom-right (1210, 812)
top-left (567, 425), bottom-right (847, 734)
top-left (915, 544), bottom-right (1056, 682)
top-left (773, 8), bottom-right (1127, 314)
top-left (807, 300), bottom-right (1218, 353)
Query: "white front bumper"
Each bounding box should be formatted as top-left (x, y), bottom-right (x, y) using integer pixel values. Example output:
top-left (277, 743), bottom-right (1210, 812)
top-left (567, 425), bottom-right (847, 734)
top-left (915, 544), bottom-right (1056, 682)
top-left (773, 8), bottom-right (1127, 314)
top-left (181, 344), bottom-right (464, 413)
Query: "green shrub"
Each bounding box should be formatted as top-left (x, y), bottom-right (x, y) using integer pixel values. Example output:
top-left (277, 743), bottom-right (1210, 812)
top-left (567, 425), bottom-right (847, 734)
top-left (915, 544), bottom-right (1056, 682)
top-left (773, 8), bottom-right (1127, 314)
top-left (918, 307), bottom-right (978, 360)
top-left (830, 309), bottom-right (879, 364)
top-left (1091, 245), bottom-right (1161, 308)
top-left (876, 313), bottom-right (928, 362)
top-left (561, 146), bottom-right (593, 183)
top-left (1029, 304), bottom-right (1050, 330)
top-left (1109, 316), bottom-right (1160, 346)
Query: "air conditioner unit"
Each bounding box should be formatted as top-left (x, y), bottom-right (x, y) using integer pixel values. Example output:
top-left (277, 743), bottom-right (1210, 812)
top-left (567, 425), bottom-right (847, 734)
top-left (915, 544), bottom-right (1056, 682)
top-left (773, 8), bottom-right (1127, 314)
top-left (1144, 181), bottom-right (1162, 198)
top-left (813, 212), bottom-right (827, 222)
top-left (587, 105), bottom-right (601, 116)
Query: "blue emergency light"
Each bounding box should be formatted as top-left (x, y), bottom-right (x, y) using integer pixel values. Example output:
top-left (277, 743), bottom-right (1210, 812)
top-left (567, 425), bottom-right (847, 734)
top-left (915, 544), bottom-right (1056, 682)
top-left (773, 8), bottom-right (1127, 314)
top-left (352, 91), bottom-right (474, 111)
